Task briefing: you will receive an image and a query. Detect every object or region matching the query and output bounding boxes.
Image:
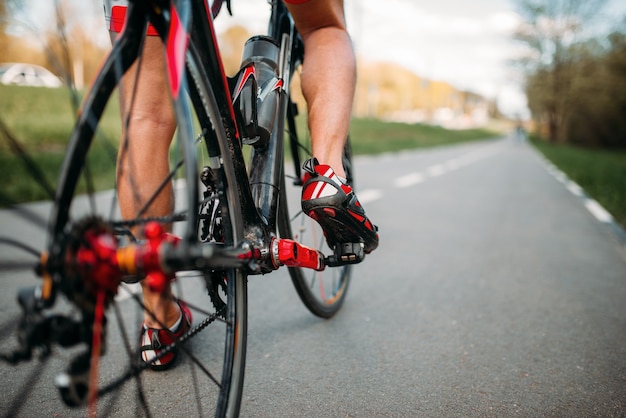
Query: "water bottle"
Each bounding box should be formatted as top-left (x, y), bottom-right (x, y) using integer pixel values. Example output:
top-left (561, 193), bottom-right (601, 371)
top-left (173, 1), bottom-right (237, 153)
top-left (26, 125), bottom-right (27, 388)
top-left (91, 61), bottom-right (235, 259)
top-left (236, 36), bottom-right (282, 147)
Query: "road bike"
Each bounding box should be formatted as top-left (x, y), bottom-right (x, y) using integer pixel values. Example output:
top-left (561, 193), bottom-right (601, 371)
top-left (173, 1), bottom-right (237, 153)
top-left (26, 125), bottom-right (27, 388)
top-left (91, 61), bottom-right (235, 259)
top-left (0, 0), bottom-right (363, 416)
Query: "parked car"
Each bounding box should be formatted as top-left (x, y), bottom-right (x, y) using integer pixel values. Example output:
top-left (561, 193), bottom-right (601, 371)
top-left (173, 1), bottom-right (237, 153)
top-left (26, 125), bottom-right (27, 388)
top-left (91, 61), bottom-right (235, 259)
top-left (0, 63), bottom-right (63, 88)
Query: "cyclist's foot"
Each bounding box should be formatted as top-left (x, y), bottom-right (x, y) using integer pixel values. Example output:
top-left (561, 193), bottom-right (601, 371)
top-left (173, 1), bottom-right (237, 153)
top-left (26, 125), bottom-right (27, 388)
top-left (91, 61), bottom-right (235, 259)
top-left (140, 300), bottom-right (192, 371)
top-left (301, 158), bottom-right (379, 254)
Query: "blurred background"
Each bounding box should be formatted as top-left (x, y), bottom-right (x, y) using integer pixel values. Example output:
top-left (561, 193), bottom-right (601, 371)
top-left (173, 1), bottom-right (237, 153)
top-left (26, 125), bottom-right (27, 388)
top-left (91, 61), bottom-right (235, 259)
top-left (0, 0), bottom-right (625, 213)
top-left (1, 3), bottom-right (626, 415)
top-left (2, 0), bottom-right (626, 137)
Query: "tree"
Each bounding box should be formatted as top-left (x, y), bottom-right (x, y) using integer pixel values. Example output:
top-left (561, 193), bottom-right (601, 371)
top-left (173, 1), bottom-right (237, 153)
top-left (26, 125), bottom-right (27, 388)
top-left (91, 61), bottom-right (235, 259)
top-left (513, 0), bottom-right (608, 143)
top-left (0, 0), bottom-right (19, 53)
top-left (564, 33), bottom-right (626, 148)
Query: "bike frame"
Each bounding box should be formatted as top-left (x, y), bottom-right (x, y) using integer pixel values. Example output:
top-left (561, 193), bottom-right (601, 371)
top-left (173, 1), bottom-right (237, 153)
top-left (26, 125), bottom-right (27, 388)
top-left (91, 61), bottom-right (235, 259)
top-left (49, 0), bottom-right (323, 282)
top-left (185, 0), bottom-right (314, 274)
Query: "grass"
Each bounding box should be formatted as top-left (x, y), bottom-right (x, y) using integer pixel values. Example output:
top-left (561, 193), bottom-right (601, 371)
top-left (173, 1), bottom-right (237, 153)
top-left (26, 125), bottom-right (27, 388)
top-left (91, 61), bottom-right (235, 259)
top-left (1, 85), bottom-right (122, 204)
top-left (531, 137), bottom-right (626, 229)
top-left (7, 83), bottom-right (623, 231)
top-left (0, 84), bottom-right (499, 205)
top-left (0, 85), bottom-right (77, 146)
top-left (349, 118), bottom-right (496, 155)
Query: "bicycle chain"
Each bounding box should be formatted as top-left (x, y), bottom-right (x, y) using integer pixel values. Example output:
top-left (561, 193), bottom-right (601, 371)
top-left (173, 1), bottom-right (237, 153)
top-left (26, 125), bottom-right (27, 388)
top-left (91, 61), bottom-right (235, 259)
top-left (98, 309), bottom-right (223, 397)
top-left (111, 212), bottom-right (188, 230)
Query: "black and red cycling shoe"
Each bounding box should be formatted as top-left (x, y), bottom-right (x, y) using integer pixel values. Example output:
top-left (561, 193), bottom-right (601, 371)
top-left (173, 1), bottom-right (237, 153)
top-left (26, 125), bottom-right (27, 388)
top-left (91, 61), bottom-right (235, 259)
top-left (301, 158), bottom-right (379, 255)
top-left (139, 300), bottom-right (192, 371)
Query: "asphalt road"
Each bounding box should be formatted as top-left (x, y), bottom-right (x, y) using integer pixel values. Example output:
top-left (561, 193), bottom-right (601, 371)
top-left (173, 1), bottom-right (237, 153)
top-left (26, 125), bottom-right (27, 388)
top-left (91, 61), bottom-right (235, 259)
top-left (1, 136), bottom-right (625, 417)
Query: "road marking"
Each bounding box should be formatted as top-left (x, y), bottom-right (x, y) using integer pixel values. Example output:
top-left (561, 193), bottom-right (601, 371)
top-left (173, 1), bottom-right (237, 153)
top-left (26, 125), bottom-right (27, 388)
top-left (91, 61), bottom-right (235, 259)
top-left (394, 172), bottom-right (425, 188)
top-left (427, 164), bottom-right (447, 177)
top-left (537, 154), bottom-right (616, 225)
top-left (357, 188), bottom-right (384, 204)
top-left (566, 181), bottom-right (584, 197)
top-left (445, 159), bottom-right (461, 171)
top-left (391, 143), bottom-right (502, 190)
top-left (584, 199), bottom-right (613, 223)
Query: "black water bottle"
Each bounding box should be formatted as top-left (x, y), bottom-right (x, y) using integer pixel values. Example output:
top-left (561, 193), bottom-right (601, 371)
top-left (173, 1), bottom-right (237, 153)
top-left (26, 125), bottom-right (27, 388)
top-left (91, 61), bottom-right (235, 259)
top-left (238, 36), bottom-right (282, 147)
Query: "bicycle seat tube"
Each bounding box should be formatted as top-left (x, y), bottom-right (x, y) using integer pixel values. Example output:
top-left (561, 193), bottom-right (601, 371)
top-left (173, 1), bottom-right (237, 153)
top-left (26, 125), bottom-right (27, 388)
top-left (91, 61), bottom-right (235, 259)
top-left (248, 2), bottom-right (301, 232)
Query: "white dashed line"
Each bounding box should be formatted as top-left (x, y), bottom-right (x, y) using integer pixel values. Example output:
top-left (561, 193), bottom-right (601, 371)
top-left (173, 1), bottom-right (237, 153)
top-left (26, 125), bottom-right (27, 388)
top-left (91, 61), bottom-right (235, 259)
top-left (537, 155), bottom-right (615, 224)
top-left (445, 159), bottom-right (461, 171)
top-left (393, 172), bottom-right (425, 188)
top-left (357, 188), bottom-right (384, 204)
top-left (584, 199), bottom-right (613, 223)
top-left (426, 164), bottom-right (446, 177)
top-left (362, 143), bottom-right (503, 207)
top-left (565, 181), bottom-right (584, 197)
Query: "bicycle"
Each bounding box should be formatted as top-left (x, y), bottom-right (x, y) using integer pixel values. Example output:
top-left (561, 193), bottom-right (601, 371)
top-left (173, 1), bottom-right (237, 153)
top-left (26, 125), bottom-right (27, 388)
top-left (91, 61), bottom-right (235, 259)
top-left (0, 0), bottom-right (365, 416)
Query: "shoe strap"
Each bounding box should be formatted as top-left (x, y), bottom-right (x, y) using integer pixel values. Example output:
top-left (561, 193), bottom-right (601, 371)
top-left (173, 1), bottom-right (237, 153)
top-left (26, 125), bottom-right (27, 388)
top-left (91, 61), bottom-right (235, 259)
top-left (302, 157), bottom-right (319, 177)
top-left (302, 173), bottom-right (352, 198)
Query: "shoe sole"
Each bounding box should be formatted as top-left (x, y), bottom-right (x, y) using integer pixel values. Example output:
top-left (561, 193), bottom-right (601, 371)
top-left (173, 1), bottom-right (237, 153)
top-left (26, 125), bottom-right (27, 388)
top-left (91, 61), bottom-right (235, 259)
top-left (304, 203), bottom-right (378, 254)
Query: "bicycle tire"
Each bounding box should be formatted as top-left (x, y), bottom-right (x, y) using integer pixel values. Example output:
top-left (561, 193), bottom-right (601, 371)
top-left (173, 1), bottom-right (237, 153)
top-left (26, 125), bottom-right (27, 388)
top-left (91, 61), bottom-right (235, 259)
top-left (0, 6), bottom-right (247, 418)
top-left (277, 99), bottom-right (353, 318)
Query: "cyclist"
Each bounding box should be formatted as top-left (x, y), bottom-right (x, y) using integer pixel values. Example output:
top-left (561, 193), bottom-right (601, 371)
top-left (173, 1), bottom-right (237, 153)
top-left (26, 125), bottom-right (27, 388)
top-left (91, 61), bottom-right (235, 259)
top-left (103, 0), bottom-right (379, 370)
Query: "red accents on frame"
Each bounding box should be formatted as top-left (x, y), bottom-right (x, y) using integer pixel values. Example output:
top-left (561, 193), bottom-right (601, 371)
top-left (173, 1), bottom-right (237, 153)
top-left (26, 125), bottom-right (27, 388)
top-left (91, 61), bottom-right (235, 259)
top-left (109, 6), bottom-right (126, 33)
top-left (201, 0), bottom-right (241, 141)
top-left (234, 64), bottom-right (256, 100)
top-left (272, 79), bottom-right (284, 91)
top-left (165, 6), bottom-right (189, 99)
top-left (110, 6), bottom-right (159, 36)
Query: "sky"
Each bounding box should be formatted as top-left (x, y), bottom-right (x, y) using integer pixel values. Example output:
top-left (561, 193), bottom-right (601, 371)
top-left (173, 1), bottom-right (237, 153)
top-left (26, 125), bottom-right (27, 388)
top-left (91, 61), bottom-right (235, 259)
top-left (212, 0), bottom-right (624, 119)
top-left (213, 0), bottom-right (529, 118)
top-left (13, 0), bottom-right (626, 119)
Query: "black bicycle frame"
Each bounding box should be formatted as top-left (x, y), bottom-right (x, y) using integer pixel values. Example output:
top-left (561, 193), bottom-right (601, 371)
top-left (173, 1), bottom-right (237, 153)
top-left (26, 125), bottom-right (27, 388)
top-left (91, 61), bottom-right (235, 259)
top-left (250, 1), bottom-right (303, 231)
top-left (186, 0), bottom-right (305, 273)
top-left (53, 0), bottom-right (306, 276)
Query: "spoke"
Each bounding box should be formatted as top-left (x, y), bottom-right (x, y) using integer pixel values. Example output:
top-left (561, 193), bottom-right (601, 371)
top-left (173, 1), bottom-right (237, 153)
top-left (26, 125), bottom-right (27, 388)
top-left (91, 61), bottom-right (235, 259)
top-left (111, 301), bottom-right (152, 417)
top-left (5, 356), bottom-right (50, 416)
top-left (0, 314), bottom-right (20, 345)
top-left (172, 279), bottom-right (205, 415)
top-left (116, 32), bottom-right (148, 219)
top-left (0, 238), bottom-right (41, 259)
top-left (136, 158), bottom-right (185, 219)
top-left (185, 347), bottom-right (222, 388)
top-left (82, 160), bottom-right (98, 215)
top-left (128, 116), bottom-right (205, 220)
top-left (190, 359), bottom-right (205, 417)
top-left (0, 198), bottom-right (48, 229)
top-left (0, 117), bottom-right (55, 201)
top-left (289, 209), bottom-right (304, 224)
top-left (0, 261), bottom-right (38, 271)
top-left (97, 312), bottom-right (222, 398)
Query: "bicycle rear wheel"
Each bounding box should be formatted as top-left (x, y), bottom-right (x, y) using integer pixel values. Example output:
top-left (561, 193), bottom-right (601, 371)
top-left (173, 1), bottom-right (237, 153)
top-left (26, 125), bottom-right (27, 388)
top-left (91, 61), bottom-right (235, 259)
top-left (0, 6), bottom-right (246, 418)
top-left (277, 98), bottom-right (353, 318)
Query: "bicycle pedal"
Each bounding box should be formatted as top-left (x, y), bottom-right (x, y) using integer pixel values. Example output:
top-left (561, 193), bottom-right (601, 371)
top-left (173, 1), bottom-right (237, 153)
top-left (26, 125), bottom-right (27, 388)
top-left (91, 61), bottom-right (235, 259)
top-left (325, 242), bottom-right (365, 267)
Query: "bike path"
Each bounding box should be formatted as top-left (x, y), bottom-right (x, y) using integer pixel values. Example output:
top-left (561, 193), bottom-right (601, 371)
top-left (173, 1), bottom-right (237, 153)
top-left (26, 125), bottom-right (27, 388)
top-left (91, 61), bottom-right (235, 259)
top-left (1, 137), bottom-right (625, 416)
top-left (241, 137), bottom-right (626, 417)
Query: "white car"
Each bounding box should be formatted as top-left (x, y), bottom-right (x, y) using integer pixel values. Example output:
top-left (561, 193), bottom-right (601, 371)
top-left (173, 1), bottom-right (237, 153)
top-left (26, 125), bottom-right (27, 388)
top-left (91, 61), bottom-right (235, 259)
top-left (0, 63), bottom-right (63, 88)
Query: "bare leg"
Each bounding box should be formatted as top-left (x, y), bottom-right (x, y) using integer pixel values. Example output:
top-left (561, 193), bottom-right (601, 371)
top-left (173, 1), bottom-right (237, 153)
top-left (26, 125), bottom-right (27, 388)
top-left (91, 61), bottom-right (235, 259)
top-left (116, 36), bottom-right (181, 329)
top-left (285, 0), bottom-right (356, 178)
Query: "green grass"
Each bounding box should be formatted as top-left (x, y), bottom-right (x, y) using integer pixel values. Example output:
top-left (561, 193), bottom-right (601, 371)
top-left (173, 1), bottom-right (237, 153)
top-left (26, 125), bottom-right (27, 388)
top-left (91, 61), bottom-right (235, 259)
top-left (0, 85), bottom-right (77, 146)
top-left (349, 118), bottom-right (496, 155)
top-left (1, 85), bottom-right (121, 204)
top-left (1, 84), bottom-right (498, 205)
top-left (531, 138), bottom-right (626, 229)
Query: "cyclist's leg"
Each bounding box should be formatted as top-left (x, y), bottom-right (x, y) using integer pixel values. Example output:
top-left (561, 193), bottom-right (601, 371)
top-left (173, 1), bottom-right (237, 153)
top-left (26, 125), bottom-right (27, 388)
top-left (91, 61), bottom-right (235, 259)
top-left (113, 34), bottom-right (182, 330)
top-left (284, 0), bottom-right (355, 178)
top-left (286, 0), bottom-right (379, 253)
